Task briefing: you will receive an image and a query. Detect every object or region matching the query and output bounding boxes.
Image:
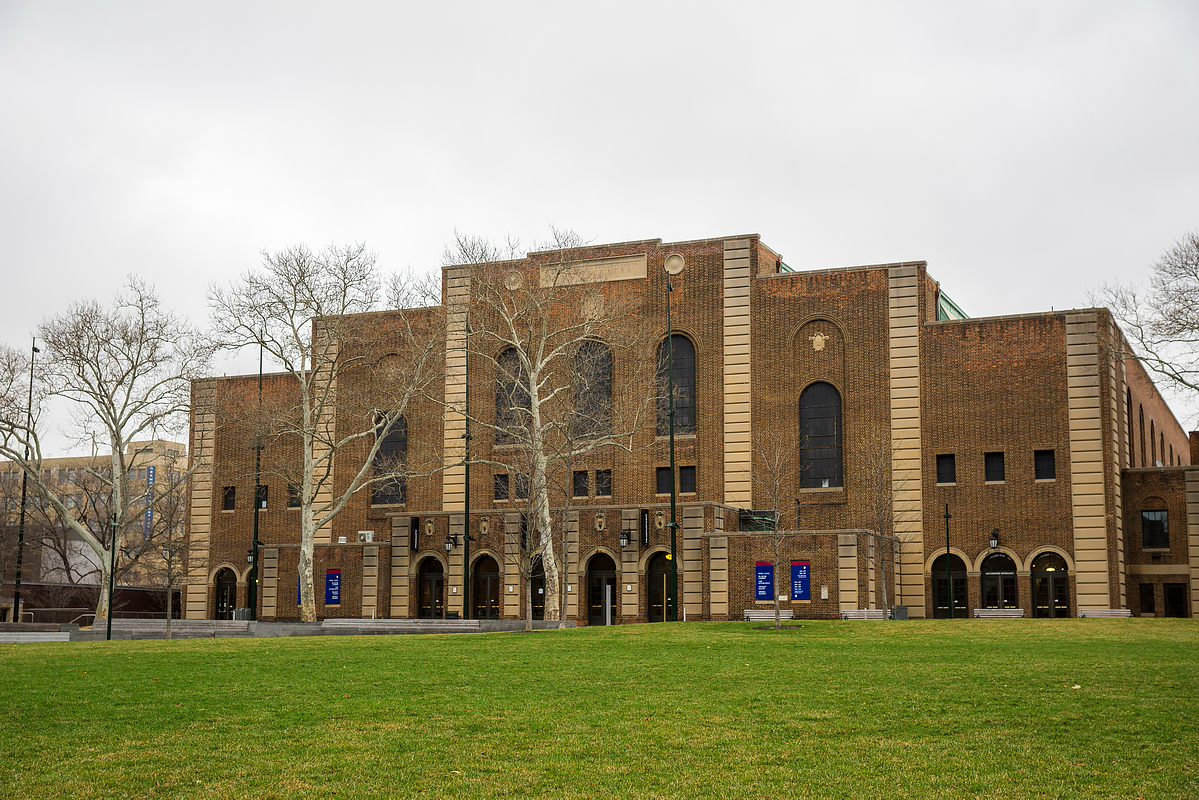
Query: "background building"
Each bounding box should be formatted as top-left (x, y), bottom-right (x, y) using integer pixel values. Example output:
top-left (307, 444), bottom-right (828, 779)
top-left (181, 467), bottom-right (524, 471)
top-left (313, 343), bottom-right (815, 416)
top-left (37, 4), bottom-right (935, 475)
top-left (184, 235), bottom-right (1198, 622)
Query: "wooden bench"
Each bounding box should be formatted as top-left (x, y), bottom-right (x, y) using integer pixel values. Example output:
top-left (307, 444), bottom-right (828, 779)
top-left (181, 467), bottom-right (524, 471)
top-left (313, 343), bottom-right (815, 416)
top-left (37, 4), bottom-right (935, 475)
top-left (973, 608), bottom-right (1026, 619)
top-left (1079, 608), bottom-right (1132, 618)
top-left (743, 609), bottom-right (794, 622)
top-left (841, 609), bottom-right (887, 620)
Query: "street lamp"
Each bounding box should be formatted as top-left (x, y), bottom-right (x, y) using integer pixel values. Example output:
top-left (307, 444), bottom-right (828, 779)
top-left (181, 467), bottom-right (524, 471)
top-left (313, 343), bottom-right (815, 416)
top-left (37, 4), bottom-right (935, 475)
top-left (944, 504), bottom-right (953, 620)
top-left (664, 253), bottom-right (685, 622)
top-left (12, 337), bottom-right (37, 624)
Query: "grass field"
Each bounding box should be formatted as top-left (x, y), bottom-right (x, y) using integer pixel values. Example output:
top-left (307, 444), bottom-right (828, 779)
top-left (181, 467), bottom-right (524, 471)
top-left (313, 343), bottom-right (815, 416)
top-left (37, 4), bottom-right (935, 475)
top-left (1, 619), bottom-right (1196, 799)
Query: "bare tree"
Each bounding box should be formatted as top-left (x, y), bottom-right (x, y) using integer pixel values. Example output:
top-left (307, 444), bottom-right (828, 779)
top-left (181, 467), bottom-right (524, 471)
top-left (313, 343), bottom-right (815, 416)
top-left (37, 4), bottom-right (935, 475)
top-left (0, 279), bottom-right (209, 619)
top-left (1094, 231), bottom-right (1199, 417)
top-left (209, 243), bottom-right (443, 622)
top-left (445, 230), bottom-right (657, 622)
top-left (748, 435), bottom-right (805, 629)
top-left (858, 432), bottom-right (911, 614)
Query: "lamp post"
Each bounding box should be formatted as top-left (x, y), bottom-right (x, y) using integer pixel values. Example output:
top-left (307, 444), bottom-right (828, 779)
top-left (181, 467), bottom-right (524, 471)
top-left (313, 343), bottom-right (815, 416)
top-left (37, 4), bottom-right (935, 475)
top-left (944, 503), bottom-right (953, 619)
top-left (249, 339), bottom-right (263, 621)
top-left (461, 315), bottom-right (471, 620)
top-left (107, 512), bottom-right (118, 640)
top-left (12, 337), bottom-right (37, 623)
top-left (664, 253), bottom-right (685, 622)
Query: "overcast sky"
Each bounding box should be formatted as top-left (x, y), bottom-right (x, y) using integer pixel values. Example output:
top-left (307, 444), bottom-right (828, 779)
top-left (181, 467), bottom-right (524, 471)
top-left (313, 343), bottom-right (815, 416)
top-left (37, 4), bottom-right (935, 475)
top-left (2, 1), bottom-right (1198, 452)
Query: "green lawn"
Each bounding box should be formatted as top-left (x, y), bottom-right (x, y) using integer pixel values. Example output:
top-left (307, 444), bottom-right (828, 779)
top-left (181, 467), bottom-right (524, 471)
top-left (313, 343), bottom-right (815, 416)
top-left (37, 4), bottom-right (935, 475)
top-left (1, 619), bottom-right (1196, 799)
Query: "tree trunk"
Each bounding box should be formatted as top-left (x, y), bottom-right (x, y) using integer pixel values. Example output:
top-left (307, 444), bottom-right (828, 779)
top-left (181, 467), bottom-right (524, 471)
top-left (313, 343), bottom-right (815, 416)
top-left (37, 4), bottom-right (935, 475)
top-left (166, 582), bottom-right (173, 639)
top-left (524, 573), bottom-right (533, 632)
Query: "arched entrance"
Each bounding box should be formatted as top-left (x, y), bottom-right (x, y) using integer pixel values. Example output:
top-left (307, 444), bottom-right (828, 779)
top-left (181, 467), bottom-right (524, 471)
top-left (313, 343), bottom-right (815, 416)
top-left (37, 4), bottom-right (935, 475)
top-left (214, 568), bottom-right (237, 620)
top-left (471, 555), bottom-right (501, 620)
top-left (647, 551), bottom-right (674, 623)
top-left (980, 552), bottom-right (1019, 610)
top-left (530, 557), bottom-right (545, 620)
top-left (1031, 552), bottom-right (1070, 618)
top-left (417, 558), bottom-right (445, 619)
top-left (931, 554), bottom-right (967, 618)
top-left (586, 553), bottom-right (618, 626)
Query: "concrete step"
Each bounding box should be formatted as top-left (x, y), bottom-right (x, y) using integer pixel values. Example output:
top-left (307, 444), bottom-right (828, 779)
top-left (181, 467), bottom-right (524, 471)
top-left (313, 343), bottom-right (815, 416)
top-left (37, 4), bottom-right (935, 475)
top-left (0, 632), bottom-right (72, 643)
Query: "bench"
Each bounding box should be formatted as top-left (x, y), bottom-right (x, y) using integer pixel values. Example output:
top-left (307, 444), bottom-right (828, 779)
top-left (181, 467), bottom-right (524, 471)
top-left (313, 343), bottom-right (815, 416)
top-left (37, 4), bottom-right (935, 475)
top-left (743, 609), bottom-right (794, 622)
top-left (1079, 609), bottom-right (1132, 618)
top-left (973, 608), bottom-right (1026, 619)
top-left (841, 609), bottom-right (887, 620)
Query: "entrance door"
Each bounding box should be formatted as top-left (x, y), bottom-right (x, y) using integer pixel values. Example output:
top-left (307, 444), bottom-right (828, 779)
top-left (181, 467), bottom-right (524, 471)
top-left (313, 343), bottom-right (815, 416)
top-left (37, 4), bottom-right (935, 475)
top-left (647, 552), bottom-right (673, 622)
top-left (530, 558), bottom-right (545, 620)
top-left (1031, 552), bottom-right (1070, 618)
top-left (417, 558), bottom-right (444, 619)
top-left (214, 568), bottom-right (237, 620)
top-left (931, 554), bottom-right (967, 618)
top-left (980, 552), bottom-right (1019, 609)
top-left (1163, 583), bottom-right (1187, 617)
top-left (471, 556), bottom-right (501, 620)
top-left (587, 553), bottom-right (618, 626)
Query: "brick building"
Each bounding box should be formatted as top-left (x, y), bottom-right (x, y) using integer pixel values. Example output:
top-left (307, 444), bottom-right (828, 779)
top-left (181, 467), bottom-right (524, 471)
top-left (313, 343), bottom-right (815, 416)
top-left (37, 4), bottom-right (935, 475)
top-left (183, 234), bottom-right (1199, 622)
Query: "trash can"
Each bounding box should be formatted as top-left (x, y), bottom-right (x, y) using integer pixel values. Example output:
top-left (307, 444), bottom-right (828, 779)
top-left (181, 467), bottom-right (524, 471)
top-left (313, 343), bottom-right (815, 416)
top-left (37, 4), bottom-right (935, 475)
top-left (234, 608), bottom-right (252, 620)
top-left (891, 605), bottom-right (908, 621)
top-left (446, 611), bottom-right (459, 620)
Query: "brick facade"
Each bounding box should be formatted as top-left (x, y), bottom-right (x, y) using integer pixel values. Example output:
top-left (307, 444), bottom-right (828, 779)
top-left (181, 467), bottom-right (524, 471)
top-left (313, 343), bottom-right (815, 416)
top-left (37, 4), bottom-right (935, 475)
top-left (184, 234), bottom-right (1198, 622)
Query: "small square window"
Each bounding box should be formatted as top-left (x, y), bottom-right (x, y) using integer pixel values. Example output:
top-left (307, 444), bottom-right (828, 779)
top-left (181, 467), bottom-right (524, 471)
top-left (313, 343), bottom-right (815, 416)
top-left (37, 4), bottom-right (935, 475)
top-left (595, 469), bottom-right (612, 497)
top-left (222, 486), bottom-right (236, 511)
top-left (255, 485), bottom-right (268, 510)
top-left (288, 483), bottom-right (301, 508)
top-left (655, 467), bottom-right (671, 495)
top-left (1139, 583), bottom-right (1155, 615)
top-left (984, 452), bottom-right (1005, 482)
top-left (1142, 510), bottom-right (1168, 549)
top-left (493, 474), bottom-right (509, 501)
top-left (936, 454), bottom-right (956, 484)
top-left (573, 471), bottom-right (588, 498)
top-left (679, 466), bottom-right (696, 494)
top-left (514, 473), bottom-right (529, 500)
top-left (1034, 449), bottom-right (1056, 480)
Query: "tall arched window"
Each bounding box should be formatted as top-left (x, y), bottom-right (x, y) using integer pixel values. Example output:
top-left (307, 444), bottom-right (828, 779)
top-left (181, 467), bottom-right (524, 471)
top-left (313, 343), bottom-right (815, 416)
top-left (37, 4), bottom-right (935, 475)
top-left (657, 334), bottom-right (696, 436)
top-left (371, 415), bottom-right (407, 505)
top-left (496, 348), bottom-right (530, 445)
top-left (1151, 420), bottom-right (1157, 466)
top-left (1139, 405), bottom-right (1146, 467)
top-left (573, 340), bottom-right (613, 438)
top-left (1127, 388), bottom-right (1135, 468)
top-left (799, 382), bottom-right (843, 488)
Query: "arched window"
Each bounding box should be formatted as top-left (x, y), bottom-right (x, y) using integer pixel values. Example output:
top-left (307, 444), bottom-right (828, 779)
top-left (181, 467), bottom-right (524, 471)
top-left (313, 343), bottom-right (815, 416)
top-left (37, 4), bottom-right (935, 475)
top-left (371, 415), bottom-right (407, 505)
top-left (1127, 388), bottom-right (1135, 467)
top-left (1139, 405), bottom-right (1146, 467)
top-left (1151, 420), bottom-right (1157, 466)
top-left (657, 334), bottom-right (696, 436)
top-left (1031, 552), bottom-right (1069, 618)
top-left (931, 554), bottom-right (967, 619)
top-left (799, 382), bottom-right (843, 488)
top-left (496, 348), bottom-right (530, 445)
top-left (573, 340), bottom-right (613, 438)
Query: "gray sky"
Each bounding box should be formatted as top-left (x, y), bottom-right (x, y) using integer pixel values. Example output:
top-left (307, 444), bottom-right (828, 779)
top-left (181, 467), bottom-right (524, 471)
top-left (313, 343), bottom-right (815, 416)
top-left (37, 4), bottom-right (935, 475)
top-left (2, 0), bottom-right (1198, 452)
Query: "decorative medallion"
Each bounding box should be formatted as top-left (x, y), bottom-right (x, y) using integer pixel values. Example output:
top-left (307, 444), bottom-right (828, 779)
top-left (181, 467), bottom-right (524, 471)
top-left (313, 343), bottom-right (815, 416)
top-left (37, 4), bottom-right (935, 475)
top-left (594, 513), bottom-right (606, 533)
top-left (810, 331), bottom-right (829, 351)
top-left (502, 271), bottom-right (524, 291)
top-left (655, 510), bottom-right (666, 530)
top-left (424, 519), bottom-right (435, 537)
top-left (479, 517), bottom-right (490, 536)
top-left (581, 294), bottom-right (604, 321)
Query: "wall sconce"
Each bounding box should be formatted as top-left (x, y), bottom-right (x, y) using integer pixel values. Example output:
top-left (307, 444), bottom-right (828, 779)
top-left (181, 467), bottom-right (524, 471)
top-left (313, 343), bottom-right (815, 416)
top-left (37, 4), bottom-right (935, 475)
top-left (444, 533), bottom-right (457, 552)
top-left (989, 528), bottom-right (1000, 550)
top-left (619, 529), bottom-right (631, 548)
top-left (246, 548), bottom-right (254, 564)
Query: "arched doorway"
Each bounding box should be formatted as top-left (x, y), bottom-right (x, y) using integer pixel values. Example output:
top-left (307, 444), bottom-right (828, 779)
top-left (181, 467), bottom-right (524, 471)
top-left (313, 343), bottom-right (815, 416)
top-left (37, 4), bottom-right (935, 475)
top-left (471, 555), bottom-right (501, 620)
top-left (214, 568), bottom-right (237, 620)
top-left (980, 552), bottom-right (1019, 610)
top-left (931, 554), bottom-right (967, 618)
top-left (530, 557), bottom-right (545, 620)
top-left (417, 558), bottom-right (445, 619)
top-left (1031, 552), bottom-right (1070, 618)
top-left (586, 553), bottom-right (618, 626)
top-left (647, 551), bottom-right (674, 623)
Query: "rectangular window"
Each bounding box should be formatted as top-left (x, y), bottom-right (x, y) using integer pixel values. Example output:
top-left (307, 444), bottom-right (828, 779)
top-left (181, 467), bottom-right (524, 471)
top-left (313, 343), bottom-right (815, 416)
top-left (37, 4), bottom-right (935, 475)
top-left (287, 483), bottom-right (301, 508)
top-left (573, 470), bottom-right (588, 498)
top-left (1034, 449), bottom-right (1056, 480)
top-left (655, 467), bottom-right (671, 495)
top-left (984, 452), bottom-right (1005, 482)
top-left (936, 454), bottom-right (956, 484)
top-left (493, 474), bottom-right (509, 501)
top-left (222, 486), bottom-right (235, 511)
top-left (255, 485), bottom-right (268, 510)
top-left (1142, 510), bottom-right (1169, 549)
top-left (514, 473), bottom-right (529, 500)
top-left (1139, 583), bottom-right (1155, 615)
top-left (680, 465), bottom-right (696, 494)
top-left (595, 469), bottom-right (612, 497)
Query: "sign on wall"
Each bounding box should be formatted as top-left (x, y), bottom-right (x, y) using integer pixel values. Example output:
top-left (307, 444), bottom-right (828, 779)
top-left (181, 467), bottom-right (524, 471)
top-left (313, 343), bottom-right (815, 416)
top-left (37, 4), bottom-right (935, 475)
top-left (326, 570), bottom-right (341, 605)
top-left (791, 560), bottom-right (811, 601)
top-left (755, 562), bottom-right (774, 601)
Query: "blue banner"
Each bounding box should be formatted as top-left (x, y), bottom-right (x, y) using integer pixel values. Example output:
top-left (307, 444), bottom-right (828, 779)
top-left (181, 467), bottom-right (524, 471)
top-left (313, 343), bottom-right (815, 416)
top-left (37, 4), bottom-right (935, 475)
top-left (791, 560), bottom-right (811, 601)
top-left (143, 465), bottom-right (156, 538)
top-left (755, 562), bottom-right (774, 601)
top-left (326, 570), bottom-right (341, 605)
